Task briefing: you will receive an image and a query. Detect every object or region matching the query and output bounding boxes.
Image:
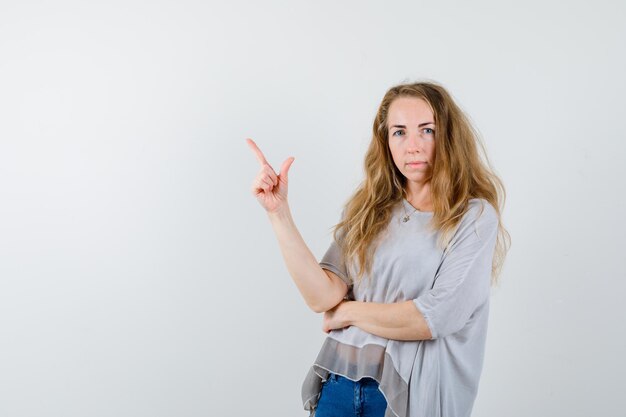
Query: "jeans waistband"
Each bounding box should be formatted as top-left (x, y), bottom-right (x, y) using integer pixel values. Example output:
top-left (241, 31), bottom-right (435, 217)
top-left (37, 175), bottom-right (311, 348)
top-left (329, 372), bottom-right (379, 386)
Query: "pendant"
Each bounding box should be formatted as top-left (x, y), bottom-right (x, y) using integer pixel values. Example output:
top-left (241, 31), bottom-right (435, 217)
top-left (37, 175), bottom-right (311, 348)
top-left (402, 216), bottom-right (410, 222)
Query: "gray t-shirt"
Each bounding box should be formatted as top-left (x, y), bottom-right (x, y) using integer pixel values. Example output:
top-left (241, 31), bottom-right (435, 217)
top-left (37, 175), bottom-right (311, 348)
top-left (302, 198), bottom-right (499, 417)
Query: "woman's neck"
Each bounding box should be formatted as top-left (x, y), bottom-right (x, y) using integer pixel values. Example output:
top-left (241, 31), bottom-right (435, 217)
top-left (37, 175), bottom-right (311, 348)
top-left (404, 184), bottom-right (433, 211)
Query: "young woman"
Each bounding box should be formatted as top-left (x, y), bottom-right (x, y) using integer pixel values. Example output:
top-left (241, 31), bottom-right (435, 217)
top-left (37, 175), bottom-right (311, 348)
top-left (246, 81), bottom-right (511, 417)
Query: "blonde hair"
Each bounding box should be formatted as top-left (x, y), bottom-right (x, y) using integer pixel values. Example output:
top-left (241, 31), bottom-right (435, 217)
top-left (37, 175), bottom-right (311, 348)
top-left (332, 80), bottom-right (511, 286)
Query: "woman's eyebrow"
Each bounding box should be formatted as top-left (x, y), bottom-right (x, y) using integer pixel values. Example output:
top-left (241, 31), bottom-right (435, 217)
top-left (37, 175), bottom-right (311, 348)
top-left (390, 122), bottom-right (435, 128)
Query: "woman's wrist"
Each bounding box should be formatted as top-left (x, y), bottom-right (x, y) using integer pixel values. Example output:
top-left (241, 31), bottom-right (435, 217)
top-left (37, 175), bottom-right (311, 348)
top-left (342, 300), bottom-right (359, 327)
top-left (266, 205), bottom-right (292, 222)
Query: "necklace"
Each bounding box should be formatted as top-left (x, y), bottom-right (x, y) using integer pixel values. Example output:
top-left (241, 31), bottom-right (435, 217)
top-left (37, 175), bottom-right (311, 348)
top-left (401, 199), bottom-right (420, 222)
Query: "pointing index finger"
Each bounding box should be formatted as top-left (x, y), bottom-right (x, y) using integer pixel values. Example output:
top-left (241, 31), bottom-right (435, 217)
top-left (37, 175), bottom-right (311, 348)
top-left (246, 138), bottom-right (269, 166)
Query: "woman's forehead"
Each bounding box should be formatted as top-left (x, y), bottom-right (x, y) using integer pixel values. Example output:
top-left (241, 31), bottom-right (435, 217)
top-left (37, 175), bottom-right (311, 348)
top-left (388, 97), bottom-right (435, 125)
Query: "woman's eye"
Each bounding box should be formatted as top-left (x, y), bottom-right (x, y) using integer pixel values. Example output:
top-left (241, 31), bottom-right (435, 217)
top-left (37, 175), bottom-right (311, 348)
top-left (392, 129), bottom-right (434, 138)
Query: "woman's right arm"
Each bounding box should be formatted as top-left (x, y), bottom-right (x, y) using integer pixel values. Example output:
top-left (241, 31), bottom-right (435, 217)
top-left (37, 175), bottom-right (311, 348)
top-left (267, 207), bottom-right (348, 313)
top-left (246, 138), bottom-right (348, 313)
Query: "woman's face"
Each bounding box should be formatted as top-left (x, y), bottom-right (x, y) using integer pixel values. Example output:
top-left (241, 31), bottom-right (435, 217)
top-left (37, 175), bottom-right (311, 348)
top-left (387, 96), bottom-right (436, 186)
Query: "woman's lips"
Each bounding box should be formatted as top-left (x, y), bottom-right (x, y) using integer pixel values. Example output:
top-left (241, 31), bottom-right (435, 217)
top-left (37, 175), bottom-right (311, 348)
top-left (407, 162), bottom-right (426, 167)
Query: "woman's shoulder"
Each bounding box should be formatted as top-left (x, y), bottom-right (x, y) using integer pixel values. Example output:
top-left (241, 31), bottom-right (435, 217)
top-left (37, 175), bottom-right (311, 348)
top-left (445, 199), bottom-right (498, 247)
top-left (465, 198), bottom-right (498, 224)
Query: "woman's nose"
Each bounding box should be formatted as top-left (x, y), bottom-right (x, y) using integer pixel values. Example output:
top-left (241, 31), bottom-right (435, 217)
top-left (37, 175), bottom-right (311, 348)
top-left (407, 132), bottom-right (424, 151)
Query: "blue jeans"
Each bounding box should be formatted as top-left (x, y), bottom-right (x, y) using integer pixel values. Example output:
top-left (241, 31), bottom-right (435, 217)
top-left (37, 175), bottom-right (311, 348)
top-left (315, 373), bottom-right (387, 417)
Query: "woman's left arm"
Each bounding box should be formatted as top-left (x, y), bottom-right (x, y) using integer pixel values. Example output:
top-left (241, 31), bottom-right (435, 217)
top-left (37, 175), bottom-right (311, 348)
top-left (323, 300), bottom-right (432, 341)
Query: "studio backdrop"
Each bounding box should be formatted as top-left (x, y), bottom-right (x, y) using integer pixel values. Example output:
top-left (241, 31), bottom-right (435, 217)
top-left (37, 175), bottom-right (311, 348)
top-left (0, 1), bottom-right (624, 416)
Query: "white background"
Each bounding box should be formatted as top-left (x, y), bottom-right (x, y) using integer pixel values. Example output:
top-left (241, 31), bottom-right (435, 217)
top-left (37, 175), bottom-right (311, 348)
top-left (1, 1), bottom-right (625, 416)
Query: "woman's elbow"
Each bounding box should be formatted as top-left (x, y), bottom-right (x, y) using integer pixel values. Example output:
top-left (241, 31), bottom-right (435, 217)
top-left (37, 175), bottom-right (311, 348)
top-left (308, 273), bottom-right (349, 313)
top-left (308, 296), bottom-right (343, 313)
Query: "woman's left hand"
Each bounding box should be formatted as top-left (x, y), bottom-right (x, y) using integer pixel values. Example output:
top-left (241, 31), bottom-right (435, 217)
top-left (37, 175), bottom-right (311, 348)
top-left (322, 300), bottom-right (353, 333)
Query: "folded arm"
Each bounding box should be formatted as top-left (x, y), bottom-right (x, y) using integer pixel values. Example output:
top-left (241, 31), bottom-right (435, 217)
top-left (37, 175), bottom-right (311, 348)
top-left (323, 300), bottom-right (433, 341)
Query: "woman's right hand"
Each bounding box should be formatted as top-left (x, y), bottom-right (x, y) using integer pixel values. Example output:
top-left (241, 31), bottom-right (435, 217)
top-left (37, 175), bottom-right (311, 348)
top-left (246, 138), bottom-right (295, 214)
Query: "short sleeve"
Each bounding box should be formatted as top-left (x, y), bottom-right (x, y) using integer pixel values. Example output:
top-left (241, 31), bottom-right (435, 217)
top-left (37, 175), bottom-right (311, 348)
top-left (319, 208), bottom-right (353, 288)
top-left (319, 238), bottom-right (352, 288)
top-left (413, 199), bottom-right (499, 339)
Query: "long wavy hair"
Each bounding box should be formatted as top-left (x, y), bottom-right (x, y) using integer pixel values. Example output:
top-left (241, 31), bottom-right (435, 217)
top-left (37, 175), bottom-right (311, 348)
top-left (332, 80), bottom-right (511, 287)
